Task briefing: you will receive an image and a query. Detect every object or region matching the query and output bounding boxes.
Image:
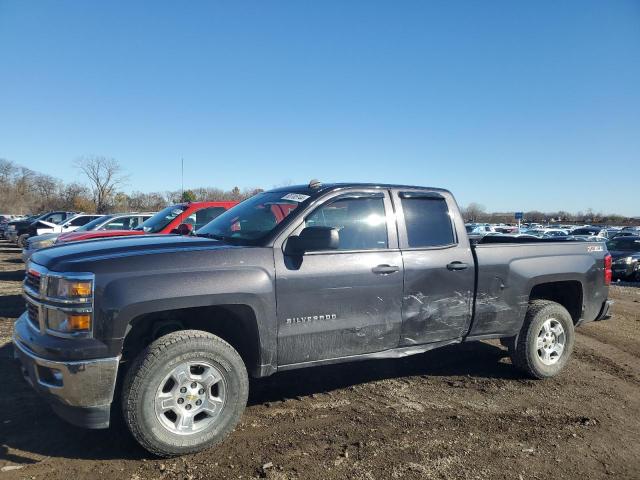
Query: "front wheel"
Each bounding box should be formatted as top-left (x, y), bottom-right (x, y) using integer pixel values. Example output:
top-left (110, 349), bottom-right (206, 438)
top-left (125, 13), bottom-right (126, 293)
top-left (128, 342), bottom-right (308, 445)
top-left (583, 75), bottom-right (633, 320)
top-left (510, 300), bottom-right (575, 379)
top-left (121, 330), bottom-right (249, 457)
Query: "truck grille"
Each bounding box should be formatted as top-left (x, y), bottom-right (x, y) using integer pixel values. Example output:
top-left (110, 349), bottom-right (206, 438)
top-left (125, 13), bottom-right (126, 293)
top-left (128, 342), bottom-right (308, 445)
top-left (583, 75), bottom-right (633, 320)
top-left (25, 270), bottom-right (41, 294)
top-left (27, 302), bottom-right (40, 330)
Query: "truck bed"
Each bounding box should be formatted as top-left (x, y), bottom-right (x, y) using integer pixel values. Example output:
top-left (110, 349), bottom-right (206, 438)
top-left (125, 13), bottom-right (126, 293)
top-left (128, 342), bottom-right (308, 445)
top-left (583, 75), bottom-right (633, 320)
top-left (467, 239), bottom-right (609, 339)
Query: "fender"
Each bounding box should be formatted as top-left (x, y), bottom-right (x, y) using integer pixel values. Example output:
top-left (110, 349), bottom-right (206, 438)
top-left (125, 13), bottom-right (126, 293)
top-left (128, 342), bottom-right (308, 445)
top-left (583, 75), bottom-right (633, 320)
top-left (97, 265), bottom-right (277, 376)
top-left (470, 247), bottom-right (600, 337)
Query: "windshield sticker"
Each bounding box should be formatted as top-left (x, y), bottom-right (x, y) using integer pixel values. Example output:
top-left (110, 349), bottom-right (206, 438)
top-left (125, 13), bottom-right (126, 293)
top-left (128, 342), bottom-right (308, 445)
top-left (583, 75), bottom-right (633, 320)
top-left (587, 245), bottom-right (603, 252)
top-left (282, 193), bottom-right (310, 203)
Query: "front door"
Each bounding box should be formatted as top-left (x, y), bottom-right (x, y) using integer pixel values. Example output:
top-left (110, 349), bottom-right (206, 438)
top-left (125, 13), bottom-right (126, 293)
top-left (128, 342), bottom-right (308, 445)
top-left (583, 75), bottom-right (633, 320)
top-left (275, 191), bottom-right (403, 366)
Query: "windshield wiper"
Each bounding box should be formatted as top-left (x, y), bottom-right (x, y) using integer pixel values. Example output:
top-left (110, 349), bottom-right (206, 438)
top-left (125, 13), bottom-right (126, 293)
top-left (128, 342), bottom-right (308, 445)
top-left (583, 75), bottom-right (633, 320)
top-left (197, 233), bottom-right (230, 242)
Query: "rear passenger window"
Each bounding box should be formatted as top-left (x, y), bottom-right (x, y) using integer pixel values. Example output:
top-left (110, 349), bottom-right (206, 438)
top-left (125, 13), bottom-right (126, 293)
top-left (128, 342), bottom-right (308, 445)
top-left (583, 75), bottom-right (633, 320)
top-left (401, 196), bottom-right (455, 247)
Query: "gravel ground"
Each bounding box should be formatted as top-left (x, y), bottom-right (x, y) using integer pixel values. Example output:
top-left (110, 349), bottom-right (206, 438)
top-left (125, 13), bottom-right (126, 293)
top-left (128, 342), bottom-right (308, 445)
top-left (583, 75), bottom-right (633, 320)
top-left (0, 240), bottom-right (639, 479)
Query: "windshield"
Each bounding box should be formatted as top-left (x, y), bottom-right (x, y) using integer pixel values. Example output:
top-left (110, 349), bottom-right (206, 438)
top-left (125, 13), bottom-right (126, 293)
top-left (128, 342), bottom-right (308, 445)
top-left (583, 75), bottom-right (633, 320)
top-left (76, 215), bottom-right (112, 232)
top-left (136, 205), bottom-right (186, 233)
top-left (196, 191), bottom-right (305, 244)
top-left (606, 238), bottom-right (640, 252)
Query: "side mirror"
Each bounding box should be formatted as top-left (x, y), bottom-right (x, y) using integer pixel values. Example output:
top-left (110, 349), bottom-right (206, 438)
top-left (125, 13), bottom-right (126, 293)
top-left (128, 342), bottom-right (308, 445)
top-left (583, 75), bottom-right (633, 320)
top-left (285, 226), bottom-right (339, 255)
top-left (173, 223), bottom-right (194, 236)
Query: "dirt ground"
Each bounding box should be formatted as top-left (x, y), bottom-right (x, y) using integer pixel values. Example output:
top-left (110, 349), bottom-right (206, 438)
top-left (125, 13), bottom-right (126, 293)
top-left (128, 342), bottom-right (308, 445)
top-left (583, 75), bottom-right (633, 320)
top-left (0, 239), bottom-right (639, 480)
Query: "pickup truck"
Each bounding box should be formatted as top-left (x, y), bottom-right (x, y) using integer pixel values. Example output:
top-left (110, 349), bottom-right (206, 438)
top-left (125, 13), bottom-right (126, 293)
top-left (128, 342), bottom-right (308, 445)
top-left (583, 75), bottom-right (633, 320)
top-left (8, 211), bottom-right (77, 246)
top-left (13, 182), bottom-right (612, 457)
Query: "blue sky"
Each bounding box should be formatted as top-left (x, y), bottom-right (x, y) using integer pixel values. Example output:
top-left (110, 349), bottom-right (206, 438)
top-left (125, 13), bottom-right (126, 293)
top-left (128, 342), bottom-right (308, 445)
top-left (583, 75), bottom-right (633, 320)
top-left (1, 1), bottom-right (638, 215)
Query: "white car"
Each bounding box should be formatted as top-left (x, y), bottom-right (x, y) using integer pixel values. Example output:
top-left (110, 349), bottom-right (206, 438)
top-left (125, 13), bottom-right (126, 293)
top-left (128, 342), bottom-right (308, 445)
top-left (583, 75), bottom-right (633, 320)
top-left (34, 213), bottom-right (104, 236)
top-left (541, 228), bottom-right (570, 237)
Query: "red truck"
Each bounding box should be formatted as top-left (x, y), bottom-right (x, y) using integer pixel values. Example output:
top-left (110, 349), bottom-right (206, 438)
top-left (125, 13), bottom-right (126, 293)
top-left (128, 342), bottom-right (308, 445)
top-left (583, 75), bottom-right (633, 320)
top-left (56, 201), bottom-right (237, 244)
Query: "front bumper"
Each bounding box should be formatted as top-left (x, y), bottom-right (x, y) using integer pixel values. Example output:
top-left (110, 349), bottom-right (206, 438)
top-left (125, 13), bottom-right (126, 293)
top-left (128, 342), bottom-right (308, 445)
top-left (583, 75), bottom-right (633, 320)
top-left (12, 319), bottom-right (120, 429)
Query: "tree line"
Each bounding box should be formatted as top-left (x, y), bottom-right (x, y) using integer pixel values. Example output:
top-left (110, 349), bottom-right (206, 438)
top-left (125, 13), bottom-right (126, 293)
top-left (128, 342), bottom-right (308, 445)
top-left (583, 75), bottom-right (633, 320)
top-left (0, 156), bottom-right (262, 215)
top-left (461, 202), bottom-right (639, 226)
top-left (1, 156), bottom-right (636, 224)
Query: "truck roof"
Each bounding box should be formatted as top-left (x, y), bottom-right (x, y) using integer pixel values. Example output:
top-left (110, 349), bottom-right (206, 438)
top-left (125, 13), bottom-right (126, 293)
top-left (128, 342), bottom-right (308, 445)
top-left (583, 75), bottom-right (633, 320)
top-left (269, 182), bottom-right (452, 196)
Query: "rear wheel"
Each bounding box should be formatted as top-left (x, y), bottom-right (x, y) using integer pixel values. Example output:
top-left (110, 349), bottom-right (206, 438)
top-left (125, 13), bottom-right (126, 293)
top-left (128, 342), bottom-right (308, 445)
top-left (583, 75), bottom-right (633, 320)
top-left (510, 300), bottom-right (575, 379)
top-left (121, 330), bottom-right (249, 457)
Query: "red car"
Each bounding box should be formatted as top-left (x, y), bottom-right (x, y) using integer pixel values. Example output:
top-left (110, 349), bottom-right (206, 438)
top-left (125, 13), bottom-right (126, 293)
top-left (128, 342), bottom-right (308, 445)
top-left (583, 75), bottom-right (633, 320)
top-left (56, 201), bottom-right (237, 244)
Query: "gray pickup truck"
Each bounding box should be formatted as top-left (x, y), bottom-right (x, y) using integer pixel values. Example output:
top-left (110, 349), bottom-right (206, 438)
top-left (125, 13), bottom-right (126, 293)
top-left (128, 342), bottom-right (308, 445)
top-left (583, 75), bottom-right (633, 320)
top-left (13, 182), bottom-right (612, 456)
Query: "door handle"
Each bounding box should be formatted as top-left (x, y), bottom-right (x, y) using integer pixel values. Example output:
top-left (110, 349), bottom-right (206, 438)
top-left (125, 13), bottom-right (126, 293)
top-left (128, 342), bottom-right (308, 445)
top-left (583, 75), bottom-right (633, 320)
top-left (372, 264), bottom-right (400, 275)
top-left (447, 261), bottom-right (469, 271)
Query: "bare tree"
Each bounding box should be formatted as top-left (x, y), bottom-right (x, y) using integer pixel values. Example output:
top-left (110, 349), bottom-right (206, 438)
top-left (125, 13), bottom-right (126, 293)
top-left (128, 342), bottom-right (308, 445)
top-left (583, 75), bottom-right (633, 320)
top-left (75, 156), bottom-right (128, 213)
top-left (32, 174), bottom-right (61, 211)
top-left (61, 182), bottom-right (94, 212)
top-left (0, 158), bottom-right (16, 184)
top-left (462, 202), bottom-right (486, 222)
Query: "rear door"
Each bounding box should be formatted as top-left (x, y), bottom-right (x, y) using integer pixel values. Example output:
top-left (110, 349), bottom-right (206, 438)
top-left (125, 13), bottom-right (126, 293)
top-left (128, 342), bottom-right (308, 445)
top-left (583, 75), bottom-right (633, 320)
top-left (275, 190), bottom-right (404, 365)
top-left (393, 190), bottom-right (475, 345)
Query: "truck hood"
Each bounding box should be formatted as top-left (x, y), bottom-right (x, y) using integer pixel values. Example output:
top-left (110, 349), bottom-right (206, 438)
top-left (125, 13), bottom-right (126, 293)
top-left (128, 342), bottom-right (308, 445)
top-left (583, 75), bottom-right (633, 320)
top-left (31, 234), bottom-right (237, 271)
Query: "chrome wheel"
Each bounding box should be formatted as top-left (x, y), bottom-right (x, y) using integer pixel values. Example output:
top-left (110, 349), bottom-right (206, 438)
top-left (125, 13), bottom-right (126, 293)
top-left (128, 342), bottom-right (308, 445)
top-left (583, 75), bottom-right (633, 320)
top-left (536, 318), bottom-right (566, 365)
top-left (154, 361), bottom-right (226, 435)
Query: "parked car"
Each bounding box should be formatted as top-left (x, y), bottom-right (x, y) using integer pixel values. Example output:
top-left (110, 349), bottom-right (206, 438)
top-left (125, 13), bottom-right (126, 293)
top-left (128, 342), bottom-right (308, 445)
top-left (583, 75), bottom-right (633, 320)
top-left (493, 225), bottom-right (518, 234)
top-left (610, 230), bottom-right (638, 239)
top-left (4, 215), bottom-right (38, 241)
top-left (0, 215), bottom-right (19, 236)
top-left (541, 229), bottom-right (569, 238)
top-left (607, 236), bottom-right (640, 281)
top-left (28, 213), bottom-right (103, 237)
top-left (465, 223), bottom-right (496, 236)
top-left (55, 202), bottom-right (236, 244)
top-left (22, 213), bottom-right (155, 262)
top-left (569, 226), bottom-right (610, 241)
top-left (14, 182), bottom-right (612, 456)
top-left (8, 211), bottom-right (76, 246)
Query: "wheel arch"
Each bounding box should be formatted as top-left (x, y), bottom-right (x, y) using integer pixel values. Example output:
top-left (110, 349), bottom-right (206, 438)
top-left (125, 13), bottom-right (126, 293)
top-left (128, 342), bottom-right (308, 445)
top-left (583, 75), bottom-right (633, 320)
top-left (528, 279), bottom-right (583, 324)
top-left (119, 300), bottom-right (267, 377)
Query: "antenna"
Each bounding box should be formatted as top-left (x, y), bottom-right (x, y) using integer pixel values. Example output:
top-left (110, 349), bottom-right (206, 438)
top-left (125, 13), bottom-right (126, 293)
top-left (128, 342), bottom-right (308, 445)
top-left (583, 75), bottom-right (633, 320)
top-left (181, 158), bottom-right (184, 201)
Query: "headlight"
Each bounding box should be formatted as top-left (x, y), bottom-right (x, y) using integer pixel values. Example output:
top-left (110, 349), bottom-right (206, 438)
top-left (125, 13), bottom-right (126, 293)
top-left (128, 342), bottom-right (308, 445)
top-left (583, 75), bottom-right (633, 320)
top-left (613, 257), bottom-right (632, 265)
top-left (47, 277), bottom-right (93, 299)
top-left (32, 238), bottom-right (56, 250)
top-left (46, 309), bottom-right (91, 334)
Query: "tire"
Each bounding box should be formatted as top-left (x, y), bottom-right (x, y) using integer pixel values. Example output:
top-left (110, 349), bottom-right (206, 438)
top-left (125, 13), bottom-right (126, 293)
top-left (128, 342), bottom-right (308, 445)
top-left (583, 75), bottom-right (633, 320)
top-left (17, 234), bottom-right (28, 248)
top-left (510, 300), bottom-right (575, 379)
top-left (121, 330), bottom-right (249, 457)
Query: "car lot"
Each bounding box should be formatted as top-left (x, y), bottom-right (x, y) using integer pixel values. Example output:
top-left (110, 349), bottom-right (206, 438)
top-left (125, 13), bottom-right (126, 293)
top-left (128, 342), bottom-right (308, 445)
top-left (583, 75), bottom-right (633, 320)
top-left (0, 240), bottom-right (639, 479)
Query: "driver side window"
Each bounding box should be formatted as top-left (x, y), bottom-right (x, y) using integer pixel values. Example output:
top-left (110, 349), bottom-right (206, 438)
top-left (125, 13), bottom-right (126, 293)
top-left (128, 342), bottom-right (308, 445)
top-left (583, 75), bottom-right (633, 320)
top-left (305, 196), bottom-right (388, 250)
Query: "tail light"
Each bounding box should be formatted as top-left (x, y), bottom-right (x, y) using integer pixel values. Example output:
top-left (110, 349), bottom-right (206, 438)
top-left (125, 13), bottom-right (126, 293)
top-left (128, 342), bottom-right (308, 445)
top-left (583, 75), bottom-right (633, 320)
top-left (604, 254), bottom-right (612, 285)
